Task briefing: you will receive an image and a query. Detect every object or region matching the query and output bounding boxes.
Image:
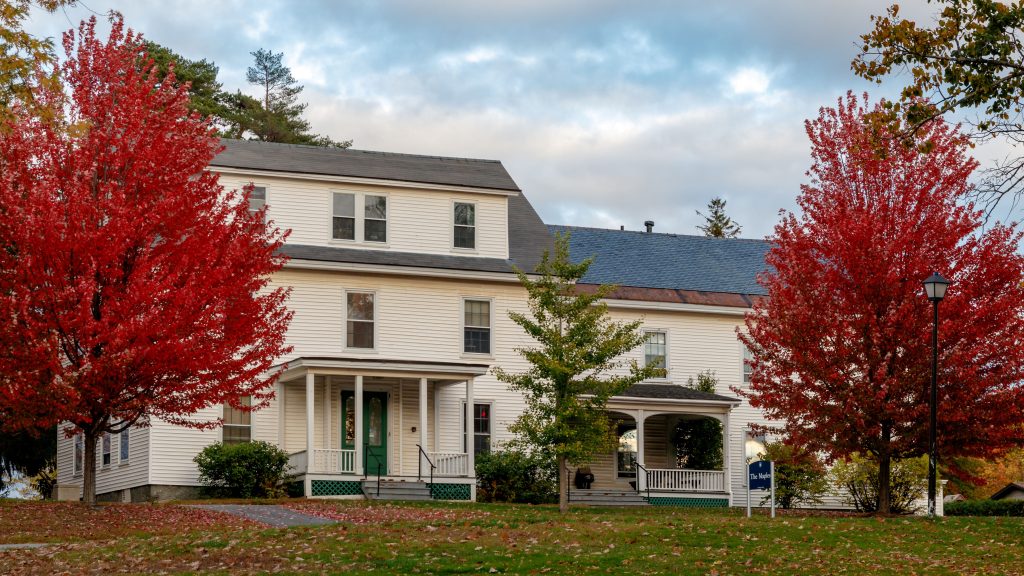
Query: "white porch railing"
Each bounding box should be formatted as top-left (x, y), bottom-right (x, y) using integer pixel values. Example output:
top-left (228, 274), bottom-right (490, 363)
top-left (310, 449), bottom-right (356, 474)
top-left (288, 450), bottom-right (308, 474)
top-left (646, 468), bottom-right (726, 493)
top-left (429, 452), bottom-right (469, 476)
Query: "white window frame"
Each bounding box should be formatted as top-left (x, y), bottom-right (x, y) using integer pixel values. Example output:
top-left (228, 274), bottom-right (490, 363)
top-left (101, 433), bottom-right (112, 468)
top-left (221, 397), bottom-right (253, 445)
top-left (119, 427), bottom-right (130, 465)
top-left (344, 289), bottom-right (378, 351)
top-left (462, 400), bottom-right (493, 455)
top-left (327, 190), bottom-right (390, 247)
top-left (461, 297), bottom-right (494, 357)
top-left (741, 342), bottom-right (753, 386)
top-left (330, 191), bottom-right (357, 242)
top-left (248, 185), bottom-right (267, 223)
top-left (643, 329), bottom-right (669, 379)
top-left (73, 434), bottom-right (83, 477)
top-left (452, 200), bottom-right (477, 252)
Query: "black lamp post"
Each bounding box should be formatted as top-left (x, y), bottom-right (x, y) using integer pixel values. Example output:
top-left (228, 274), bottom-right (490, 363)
top-left (922, 272), bottom-right (949, 517)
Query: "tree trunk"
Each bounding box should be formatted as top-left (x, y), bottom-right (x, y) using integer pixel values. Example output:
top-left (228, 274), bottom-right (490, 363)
top-left (878, 425), bottom-right (892, 514)
top-left (82, 428), bottom-right (97, 506)
top-left (558, 454), bottom-right (568, 513)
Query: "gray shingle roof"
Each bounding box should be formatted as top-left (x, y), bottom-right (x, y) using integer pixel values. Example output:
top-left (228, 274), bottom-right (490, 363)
top-left (211, 139), bottom-right (521, 192)
top-left (550, 225), bottom-right (769, 296)
top-left (617, 384), bottom-right (739, 403)
top-left (281, 244), bottom-right (516, 274)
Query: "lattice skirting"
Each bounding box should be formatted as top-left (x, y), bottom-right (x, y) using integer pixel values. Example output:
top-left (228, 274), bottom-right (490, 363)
top-left (647, 497), bottom-right (729, 508)
top-left (430, 483), bottom-right (471, 500)
top-left (310, 480), bottom-right (364, 497)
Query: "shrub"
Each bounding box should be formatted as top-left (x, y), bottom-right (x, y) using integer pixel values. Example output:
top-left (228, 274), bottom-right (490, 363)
top-left (831, 453), bottom-right (927, 514)
top-left (476, 449), bottom-right (557, 504)
top-left (945, 499), bottom-right (1024, 517)
top-left (32, 463), bottom-right (57, 500)
top-left (194, 441), bottom-right (291, 498)
top-left (759, 441), bottom-right (828, 509)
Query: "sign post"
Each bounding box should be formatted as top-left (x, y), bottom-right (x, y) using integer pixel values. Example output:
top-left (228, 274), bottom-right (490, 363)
top-left (747, 460), bottom-right (774, 518)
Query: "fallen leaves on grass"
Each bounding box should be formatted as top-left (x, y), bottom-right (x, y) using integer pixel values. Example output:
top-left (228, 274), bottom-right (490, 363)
top-left (283, 500), bottom-right (494, 525)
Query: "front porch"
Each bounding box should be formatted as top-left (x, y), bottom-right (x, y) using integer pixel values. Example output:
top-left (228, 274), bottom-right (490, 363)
top-left (573, 384), bottom-right (740, 507)
top-left (275, 358), bottom-right (486, 499)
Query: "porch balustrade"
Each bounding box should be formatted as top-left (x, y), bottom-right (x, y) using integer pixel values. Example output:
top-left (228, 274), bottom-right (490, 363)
top-left (646, 468), bottom-right (726, 492)
top-left (429, 452), bottom-right (469, 476)
top-left (288, 449), bottom-right (357, 474)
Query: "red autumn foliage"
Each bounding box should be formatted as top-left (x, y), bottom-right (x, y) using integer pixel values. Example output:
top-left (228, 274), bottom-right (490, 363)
top-left (738, 92), bottom-right (1024, 513)
top-left (0, 17), bottom-right (292, 504)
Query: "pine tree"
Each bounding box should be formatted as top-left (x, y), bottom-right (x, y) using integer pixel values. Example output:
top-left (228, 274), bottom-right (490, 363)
top-left (696, 197), bottom-right (742, 238)
top-left (493, 234), bottom-right (662, 512)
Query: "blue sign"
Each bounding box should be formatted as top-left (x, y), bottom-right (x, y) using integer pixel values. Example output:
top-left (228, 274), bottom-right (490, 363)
top-left (749, 460), bottom-right (772, 490)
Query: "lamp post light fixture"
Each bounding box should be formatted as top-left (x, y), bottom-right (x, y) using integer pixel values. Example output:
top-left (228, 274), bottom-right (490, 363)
top-left (922, 272), bottom-right (949, 517)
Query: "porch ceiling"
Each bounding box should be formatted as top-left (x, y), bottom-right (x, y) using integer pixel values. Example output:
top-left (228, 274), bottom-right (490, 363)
top-left (274, 356), bottom-right (490, 383)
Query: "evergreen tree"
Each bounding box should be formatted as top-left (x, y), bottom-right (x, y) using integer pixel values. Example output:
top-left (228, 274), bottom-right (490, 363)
top-left (494, 234), bottom-right (662, 513)
top-left (245, 48), bottom-right (351, 148)
top-left (696, 197), bottom-right (742, 238)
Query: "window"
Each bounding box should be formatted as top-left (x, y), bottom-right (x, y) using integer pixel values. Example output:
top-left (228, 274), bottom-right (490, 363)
top-left (223, 397), bottom-right (252, 444)
top-left (119, 428), bottom-right (130, 463)
top-left (617, 424), bottom-right (637, 477)
top-left (364, 195), bottom-right (387, 242)
top-left (101, 433), bottom-right (111, 467)
top-left (463, 299), bottom-right (491, 354)
top-left (346, 292), bottom-right (375, 349)
top-left (463, 403), bottom-right (491, 455)
top-left (332, 192), bottom-right (356, 240)
top-left (742, 345), bottom-right (753, 385)
top-left (73, 434), bottom-right (83, 476)
top-left (454, 202), bottom-right (476, 249)
top-left (249, 186), bottom-right (266, 220)
top-left (645, 331), bottom-right (667, 370)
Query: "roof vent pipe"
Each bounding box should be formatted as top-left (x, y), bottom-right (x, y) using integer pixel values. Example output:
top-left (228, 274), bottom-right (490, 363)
top-left (644, 220), bottom-right (654, 233)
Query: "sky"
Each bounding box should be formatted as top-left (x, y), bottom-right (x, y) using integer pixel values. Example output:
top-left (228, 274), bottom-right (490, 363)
top-left (24, 0), bottom-right (1012, 238)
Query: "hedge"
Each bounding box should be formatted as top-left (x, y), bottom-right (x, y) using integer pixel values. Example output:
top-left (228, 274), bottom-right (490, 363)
top-left (945, 499), bottom-right (1024, 517)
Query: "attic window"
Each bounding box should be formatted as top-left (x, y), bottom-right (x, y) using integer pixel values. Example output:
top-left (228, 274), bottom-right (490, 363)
top-left (364, 195), bottom-right (387, 242)
top-left (332, 192), bottom-right (355, 240)
top-left (454, 202), bottom-right (476, 249)
top-left (249, 187), bottom-right (266, 221)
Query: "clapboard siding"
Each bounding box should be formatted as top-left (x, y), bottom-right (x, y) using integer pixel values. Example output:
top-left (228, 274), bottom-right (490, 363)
top-left (217, 173), bottom-right (509, 259)
top-left (149, 408), bottom-right (220, 486)
top-left (56, 424), bottom-right (150, 500)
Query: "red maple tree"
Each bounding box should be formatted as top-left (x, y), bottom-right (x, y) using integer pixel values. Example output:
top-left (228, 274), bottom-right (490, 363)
top-left (0, 17), bottom-right (293, 504)
top-left (739, 92), bottom-right (1024, 513)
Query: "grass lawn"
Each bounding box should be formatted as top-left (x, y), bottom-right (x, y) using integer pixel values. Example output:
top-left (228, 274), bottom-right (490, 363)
top-left (1, 499), bottom-right (1022, 575)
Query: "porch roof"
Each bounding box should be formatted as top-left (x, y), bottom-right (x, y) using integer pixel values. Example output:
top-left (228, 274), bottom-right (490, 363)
top-left (615, 384), bottom-right (741, 405)
top-left (274, 356), bottom-right (490, 382)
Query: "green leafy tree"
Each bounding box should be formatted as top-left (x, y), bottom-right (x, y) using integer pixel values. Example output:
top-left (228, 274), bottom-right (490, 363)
top-left (0, 0), bottom-right (76, 122)
top-left (244, 48), bottom-right (351, 148)
top-left (143, 41), bottom-right (225, 121)
top-left (673, 370), bottom-right (724, 470)
top-left (494, 233), bottom-right (662, 512)
top-left (832, 453), bottom-right (928, 514)
top-left (854, 1), bottom-right (1024, 212)
top-left (759, 441), bottom-right (829, 509)
top-left (696, 197), bottom-right (741, 238)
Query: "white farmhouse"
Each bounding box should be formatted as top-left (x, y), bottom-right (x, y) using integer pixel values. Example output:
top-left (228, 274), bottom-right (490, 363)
top-left (56, 139), bottom-right (770, 507)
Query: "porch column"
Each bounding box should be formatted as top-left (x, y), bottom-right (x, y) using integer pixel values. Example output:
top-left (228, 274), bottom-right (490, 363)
top-left (355, 375), bottom-right (364, 475)
top-left (419, 377), bottom-right (428, 475)
top-left (304, 371), bottom-right (314, 497)
top-left (465, 377), bottom-right (475, 477)
top-left (636, 410), bottom-right (647, 493)
top-left (722, 413), bottom-right (732, 497)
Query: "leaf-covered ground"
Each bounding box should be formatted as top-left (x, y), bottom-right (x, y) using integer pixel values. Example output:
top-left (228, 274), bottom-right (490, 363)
top-left (1, 499), bottom-right (1023, 575)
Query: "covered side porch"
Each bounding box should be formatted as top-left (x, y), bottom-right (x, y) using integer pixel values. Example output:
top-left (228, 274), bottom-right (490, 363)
top-left (577, 384), bottom-right (740, 506)
top-left (274, 357), bottom-right (487, 499)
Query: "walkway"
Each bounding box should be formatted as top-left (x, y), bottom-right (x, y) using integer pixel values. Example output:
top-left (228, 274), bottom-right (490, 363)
top-left (188, 504), bottom-right (336, 528)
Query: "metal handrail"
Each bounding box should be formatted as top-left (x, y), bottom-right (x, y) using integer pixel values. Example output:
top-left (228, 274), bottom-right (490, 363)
top-left (416, 444), bottom-right (436, 497)
top-left (635, 461), bottom-right (651, 501)
top-left (363, 444), bottom-right (384, 497)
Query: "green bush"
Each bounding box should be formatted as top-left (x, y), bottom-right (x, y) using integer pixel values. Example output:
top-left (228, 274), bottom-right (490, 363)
top-left (475, 449), bottom-right (557, 505)
top-left (194, 441), bottom-right (291, 498)
top-left (759, 442), bottom-right (828, 509)
top-left (945, 499), bottom-right (1024, 517)
top-left (831, 453), bottom-right (927, 514)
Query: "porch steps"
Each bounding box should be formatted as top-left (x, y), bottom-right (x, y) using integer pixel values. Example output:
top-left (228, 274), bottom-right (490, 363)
top-left (361, 479), bottom-right (432, 501)
top-left (570, 489), bottom-right (650, 507)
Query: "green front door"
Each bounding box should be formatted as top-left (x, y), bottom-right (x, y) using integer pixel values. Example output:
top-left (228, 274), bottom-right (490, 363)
top-left (341, 391), bottom-right (388, 475)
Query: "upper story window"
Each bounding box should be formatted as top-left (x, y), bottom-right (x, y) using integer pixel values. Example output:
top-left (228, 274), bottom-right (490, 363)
top-left (332, 192), bottom-right (356, 240)
top-left (454, 202), bottom-right (476, 249)
top-left (347, 291), bottom-right (375, 349)
top-left (742, 345), bottom-right (753, 385)
top-left (463, 299), bottom-right (491, 354)
top-left (364, 195), bottom-right (387, 242)
top-left (223, 397), bottom-right (252, 444)
top-left (645, 331), bottom-right (667, 370)
top-left (249, 186), bottom-right (266, 221)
